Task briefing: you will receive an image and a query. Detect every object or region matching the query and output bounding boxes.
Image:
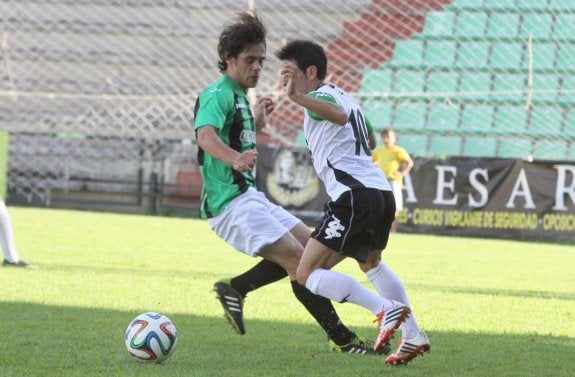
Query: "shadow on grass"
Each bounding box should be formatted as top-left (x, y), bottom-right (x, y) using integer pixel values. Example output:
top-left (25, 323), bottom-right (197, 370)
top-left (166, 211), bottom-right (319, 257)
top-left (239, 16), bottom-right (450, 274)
top-left (407, 283), bottom-right (575, 301)
top-left (37, 263), bottom-right (575, 302)
top-left (38, 262), bottom-right (220, 281)
top-left (0, 301), bottom-right (573, 377)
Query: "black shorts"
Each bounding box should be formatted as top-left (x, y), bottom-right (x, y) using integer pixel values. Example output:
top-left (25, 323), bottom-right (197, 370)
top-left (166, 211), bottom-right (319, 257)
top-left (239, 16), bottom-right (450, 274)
top-left (311, 188), bottom-right (396, 263)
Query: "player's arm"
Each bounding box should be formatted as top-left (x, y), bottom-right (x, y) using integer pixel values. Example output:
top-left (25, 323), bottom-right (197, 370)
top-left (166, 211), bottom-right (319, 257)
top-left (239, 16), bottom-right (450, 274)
top-left (365, 117), bottom-right (377, 150)
top-left (196, 126), bottom-right (257, 172)
top-left (398, 150), bottom-right (414, 177)
top-left (368, 133), bottom-right (377, 150)
top-left (400, 157), bottom-right (414, 176)
top-left (281, 62), bottom-right (347, 125)
top-left (288, 92), bottom-right (347, 125)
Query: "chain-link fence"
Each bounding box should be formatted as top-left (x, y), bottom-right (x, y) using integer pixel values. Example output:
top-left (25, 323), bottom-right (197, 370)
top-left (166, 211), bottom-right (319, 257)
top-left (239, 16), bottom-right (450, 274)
top-left (1, 0), bottom-right (574, 213)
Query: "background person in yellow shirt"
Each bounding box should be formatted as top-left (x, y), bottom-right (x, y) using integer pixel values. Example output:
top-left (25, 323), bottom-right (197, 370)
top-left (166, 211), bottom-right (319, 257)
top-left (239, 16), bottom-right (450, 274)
top-left (372, 128), bottom-right (413, 232)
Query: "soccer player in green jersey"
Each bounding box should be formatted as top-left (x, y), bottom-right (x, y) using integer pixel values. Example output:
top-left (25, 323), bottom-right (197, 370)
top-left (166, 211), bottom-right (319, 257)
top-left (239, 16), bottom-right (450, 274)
top-left (194, 12), bottom-right (383, 355)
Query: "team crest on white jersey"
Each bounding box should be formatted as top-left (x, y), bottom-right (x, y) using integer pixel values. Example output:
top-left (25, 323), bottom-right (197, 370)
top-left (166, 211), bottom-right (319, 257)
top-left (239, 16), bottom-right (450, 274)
top-left (324, 215), bottom-right (345, 239)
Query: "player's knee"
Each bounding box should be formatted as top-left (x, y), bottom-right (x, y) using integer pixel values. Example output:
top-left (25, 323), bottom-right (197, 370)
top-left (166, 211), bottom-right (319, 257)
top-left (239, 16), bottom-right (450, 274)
top-left (295, 267), bottom-right (310, 288)
top-left (358, 251), bottom-right (381, 272)
top-left (357, 261), bottom-right (375, 273)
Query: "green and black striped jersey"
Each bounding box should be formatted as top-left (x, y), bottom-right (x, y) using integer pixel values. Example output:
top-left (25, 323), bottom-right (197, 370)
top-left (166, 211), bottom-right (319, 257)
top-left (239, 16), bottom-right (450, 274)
top-left (194, 75), bottom-right (257, 218)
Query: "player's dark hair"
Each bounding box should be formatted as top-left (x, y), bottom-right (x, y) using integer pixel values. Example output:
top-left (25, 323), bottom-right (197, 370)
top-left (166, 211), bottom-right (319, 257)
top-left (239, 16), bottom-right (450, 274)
top-left (217, 12), bottom-right (267, 73)
top-left (275, 40), bottom-right (327, 80)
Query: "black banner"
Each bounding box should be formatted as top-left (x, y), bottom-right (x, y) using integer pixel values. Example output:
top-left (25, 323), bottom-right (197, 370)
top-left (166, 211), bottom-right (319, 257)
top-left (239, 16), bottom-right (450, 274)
top-left (256, 146), bottom-right (329, 223)
top-left (399, 157), bottom-right (575, 242)
top-left (257, 146), bottom-right (575, 242)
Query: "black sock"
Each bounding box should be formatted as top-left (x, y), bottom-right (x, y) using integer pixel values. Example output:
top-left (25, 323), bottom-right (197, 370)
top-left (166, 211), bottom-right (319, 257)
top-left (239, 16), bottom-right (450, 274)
top-left (290, 280), bottom-right (356, 346)
top-left (230, 259), bottom-right (288, 298)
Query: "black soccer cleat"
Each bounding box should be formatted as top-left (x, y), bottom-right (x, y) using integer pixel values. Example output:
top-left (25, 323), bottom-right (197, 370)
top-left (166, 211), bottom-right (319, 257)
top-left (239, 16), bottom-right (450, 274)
top-left (330, 336), bottom-right (391, 356)
top-left (213, 280), bottom-right (246, 335)
top-left (2, 259), bottom-right (29, 268)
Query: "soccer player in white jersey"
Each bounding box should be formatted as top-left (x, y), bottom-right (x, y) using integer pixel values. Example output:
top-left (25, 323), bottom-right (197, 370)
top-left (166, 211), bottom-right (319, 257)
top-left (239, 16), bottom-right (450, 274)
top-left (276, 40), bottom-right (430, 365)
top-left (1, 199), bottom-right (28, 267)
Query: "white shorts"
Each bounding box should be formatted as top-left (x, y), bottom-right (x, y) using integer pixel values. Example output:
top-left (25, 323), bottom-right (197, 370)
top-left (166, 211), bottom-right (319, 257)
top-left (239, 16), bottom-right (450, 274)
top-left (389, 180), bottom-right (403, 212)
top-left (208, 189), bottom-right (301, 257)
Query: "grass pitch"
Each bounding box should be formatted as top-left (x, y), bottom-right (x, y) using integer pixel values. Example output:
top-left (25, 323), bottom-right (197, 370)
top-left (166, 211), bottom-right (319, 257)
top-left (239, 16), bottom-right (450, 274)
top-left (0, 207), bottom-right (574, 377)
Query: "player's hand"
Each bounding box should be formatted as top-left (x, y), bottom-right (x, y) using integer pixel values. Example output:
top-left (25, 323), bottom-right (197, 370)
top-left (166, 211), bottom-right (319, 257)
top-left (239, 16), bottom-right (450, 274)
top-left (253, 96), bottom-right (275, 132)
top-left (280, 62), bottom-right (299, 99)
top-left (255, 96), bottom-right (275, 116)
top-left (232, 149), bottom-right (258, 173)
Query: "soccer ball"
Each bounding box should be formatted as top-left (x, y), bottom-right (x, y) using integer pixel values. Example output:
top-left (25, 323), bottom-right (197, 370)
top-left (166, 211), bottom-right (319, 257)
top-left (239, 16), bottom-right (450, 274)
top-left (125, 312), bottom-right (178, 363)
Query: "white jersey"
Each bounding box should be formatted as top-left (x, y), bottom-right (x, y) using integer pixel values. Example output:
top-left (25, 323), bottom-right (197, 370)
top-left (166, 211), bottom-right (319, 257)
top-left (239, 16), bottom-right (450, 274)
top-left (303, 83), bottom-right (391, 201)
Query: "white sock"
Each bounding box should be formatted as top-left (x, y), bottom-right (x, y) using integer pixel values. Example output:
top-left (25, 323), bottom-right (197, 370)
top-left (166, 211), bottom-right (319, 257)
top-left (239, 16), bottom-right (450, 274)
top-left (366, 261), bottom-right (420, 339)
top-left (0, 201), bottom-right (20, 263)
top-left (306, 268), bottom-right (394, 315)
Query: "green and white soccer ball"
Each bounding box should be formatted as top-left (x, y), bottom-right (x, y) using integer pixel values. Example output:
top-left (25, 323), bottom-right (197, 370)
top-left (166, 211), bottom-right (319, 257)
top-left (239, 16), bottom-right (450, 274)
top-left (125, 312), bottom-right (178, 363)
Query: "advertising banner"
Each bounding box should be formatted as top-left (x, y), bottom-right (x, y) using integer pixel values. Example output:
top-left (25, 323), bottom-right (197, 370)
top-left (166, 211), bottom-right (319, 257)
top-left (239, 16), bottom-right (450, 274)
top-left (257, 146), bottom-right (575, 242)
top-left (398, 157), bottom-right (575, 242)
